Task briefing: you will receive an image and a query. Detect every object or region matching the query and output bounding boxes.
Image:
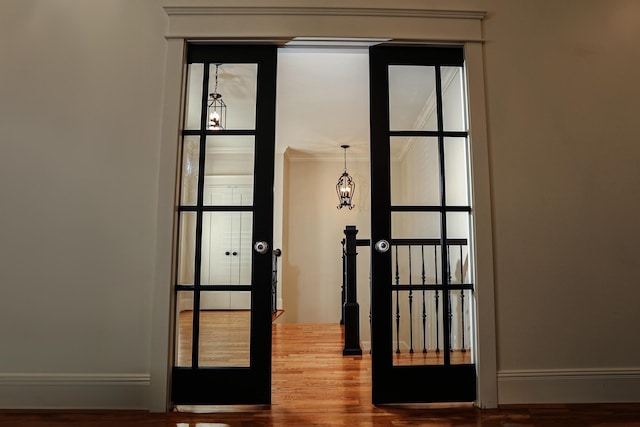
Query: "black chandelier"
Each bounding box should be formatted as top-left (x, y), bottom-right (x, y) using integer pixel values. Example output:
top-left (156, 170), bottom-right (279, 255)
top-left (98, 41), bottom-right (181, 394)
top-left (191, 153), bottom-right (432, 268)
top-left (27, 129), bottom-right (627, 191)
top-left (207, 63), bottom-right (227, 130)
top-left (336, 145), bottom-right (355, 210)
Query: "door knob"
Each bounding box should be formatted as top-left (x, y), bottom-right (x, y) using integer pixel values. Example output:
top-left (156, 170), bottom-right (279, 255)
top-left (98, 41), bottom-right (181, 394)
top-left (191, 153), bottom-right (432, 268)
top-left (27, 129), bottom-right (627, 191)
top-left (375, 239), bottom-right (390, 253)
top-left (254, 241), bottom-right (269, 254)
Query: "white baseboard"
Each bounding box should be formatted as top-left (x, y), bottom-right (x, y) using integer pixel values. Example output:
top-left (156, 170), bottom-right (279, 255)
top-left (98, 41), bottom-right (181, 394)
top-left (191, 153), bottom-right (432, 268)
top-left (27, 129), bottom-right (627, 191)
top-left (498, 368), bottom-right (640, 404)
top-left (0, 373), bottom-right (150, 409)
top-left (5, 368), bottom-right (639, 408)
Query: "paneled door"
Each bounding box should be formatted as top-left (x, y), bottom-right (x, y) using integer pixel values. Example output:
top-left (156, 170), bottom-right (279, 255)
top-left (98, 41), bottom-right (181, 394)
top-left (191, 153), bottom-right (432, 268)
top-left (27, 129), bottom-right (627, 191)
top-left (369, 45), bottom-right (477, 404)
top-left (172, 45), bottom-right (277, 405)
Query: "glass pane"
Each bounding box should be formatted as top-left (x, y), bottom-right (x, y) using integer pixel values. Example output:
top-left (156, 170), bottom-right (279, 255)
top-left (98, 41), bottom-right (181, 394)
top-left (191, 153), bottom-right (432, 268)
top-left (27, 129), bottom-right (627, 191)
top-left (209, 63), bottom-right (258, 130)
top-left (391, 212), bottom-right (441, 240)
top-left (200, 212), bottom-right (253, 286)
top-left (180, 136), bottom-right (200, 206)
top-left (174, 291), bottom-right (194, 367)
top-left (390, 240), bottom-right (447, 366)
top-left (441, 66), bottom-right (468, 131)
top-left (204, 135), bottom-right (255, 206)
top-left (389, 65), bottom-right (437, 131)
top-left (177, 212), bottom-right (196, 286)
top-left (392, 289), bottom-right (446, 366)
top-left (447, 243), bottom-right (471, 286)
top-left (446, 212), bottom-right (473, 364)
top-left (449, 289), bottom-right (473, 364)
top-left (184, 64), bottom-right (204, 130)
top-left (390, 137), bottom-right (440, 206)
top-left (198, 292), bottom-right (252, 367)
top-left (444, 137), bottom-right (470, 206)
top-left (392, 290), bottom-right (473, 365)
top-left (446, 212), bottom-right (471, 241)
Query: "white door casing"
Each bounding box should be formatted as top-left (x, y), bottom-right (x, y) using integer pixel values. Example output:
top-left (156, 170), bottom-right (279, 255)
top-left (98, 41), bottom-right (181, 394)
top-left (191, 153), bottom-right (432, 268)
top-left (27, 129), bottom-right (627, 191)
top-left (151, 2), bottom-right (495, 412)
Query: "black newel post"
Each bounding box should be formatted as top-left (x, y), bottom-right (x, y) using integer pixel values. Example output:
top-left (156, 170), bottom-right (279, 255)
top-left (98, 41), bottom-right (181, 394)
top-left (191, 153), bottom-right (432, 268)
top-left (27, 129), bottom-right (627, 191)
top-left (343, 225), bottom-right (363, 356)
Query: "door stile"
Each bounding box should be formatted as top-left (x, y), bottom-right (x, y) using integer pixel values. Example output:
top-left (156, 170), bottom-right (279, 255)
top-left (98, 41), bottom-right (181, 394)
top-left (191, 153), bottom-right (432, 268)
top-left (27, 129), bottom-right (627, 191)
top-left (434, 65), bottom-right (452, 367)
top-left (369, 53), bottom-right (393, 401)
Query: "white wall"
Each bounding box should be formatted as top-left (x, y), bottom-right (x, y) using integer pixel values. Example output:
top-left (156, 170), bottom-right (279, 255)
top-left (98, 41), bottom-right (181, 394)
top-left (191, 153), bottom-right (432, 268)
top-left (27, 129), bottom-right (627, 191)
top-left (0, 0), bottom-right (168, 408)
top-left (281, 157), bottom-right (370, 326)
top-left (2, 0), bottom-right (640, 410)
top-left (481, 0), bottom-right (640, 403)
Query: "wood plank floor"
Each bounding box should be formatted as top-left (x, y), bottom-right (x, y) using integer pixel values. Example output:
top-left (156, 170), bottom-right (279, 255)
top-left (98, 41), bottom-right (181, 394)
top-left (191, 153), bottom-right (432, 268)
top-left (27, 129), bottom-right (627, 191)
top-left (2, 322), bottom-right (640, 426)
top-left (176, 310), bottom-right (252, 367)
top-left (178, 310), bottom-right (471, 367)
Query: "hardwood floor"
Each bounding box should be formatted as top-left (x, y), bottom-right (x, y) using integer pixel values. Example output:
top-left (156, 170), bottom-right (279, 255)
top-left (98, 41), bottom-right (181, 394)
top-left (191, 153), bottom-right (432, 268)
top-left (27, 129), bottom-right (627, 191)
top-left (393, 349), bottom-right (472, 365)
top-left (178, 310), bottom-right (471, 367)
top-left (176, 310), bottom-right (251, 367)
top-left (2, 322), bottom-right (640, 426)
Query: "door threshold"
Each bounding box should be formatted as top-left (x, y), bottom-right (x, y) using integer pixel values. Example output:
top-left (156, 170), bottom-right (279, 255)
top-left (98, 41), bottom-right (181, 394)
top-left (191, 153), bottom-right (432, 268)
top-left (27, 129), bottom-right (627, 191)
top-left (377, 402), bottom-right (475, 410)
top-left (174, 404), bottom-right (271, 413)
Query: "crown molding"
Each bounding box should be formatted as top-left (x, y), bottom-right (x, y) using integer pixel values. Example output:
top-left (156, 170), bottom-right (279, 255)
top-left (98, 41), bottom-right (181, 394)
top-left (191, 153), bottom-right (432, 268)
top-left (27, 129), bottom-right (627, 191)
top-left (284, 151), bottom-right (369, 162)
top-left (164, 6), bottom-right (486, 20)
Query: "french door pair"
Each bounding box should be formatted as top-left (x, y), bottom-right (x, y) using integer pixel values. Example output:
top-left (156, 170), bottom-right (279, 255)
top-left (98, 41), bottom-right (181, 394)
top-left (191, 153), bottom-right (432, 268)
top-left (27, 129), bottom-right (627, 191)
top-left (171, 44), bottom-right (476, 405)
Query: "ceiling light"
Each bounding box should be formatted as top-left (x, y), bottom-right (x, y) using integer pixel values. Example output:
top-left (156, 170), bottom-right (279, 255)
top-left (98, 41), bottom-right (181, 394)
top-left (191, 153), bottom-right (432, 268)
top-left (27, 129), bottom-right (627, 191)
top-left (337, 145), bottom-right (355, 210)
top-left (207, 63), bottom-right (226, 130)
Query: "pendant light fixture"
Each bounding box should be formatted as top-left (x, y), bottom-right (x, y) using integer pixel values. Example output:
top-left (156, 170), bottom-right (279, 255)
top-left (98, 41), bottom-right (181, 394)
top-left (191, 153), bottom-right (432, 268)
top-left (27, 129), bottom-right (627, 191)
top-left (207, 63), bottom-right (226, 130)
top-left (336, 145), bottom-right (355, 210)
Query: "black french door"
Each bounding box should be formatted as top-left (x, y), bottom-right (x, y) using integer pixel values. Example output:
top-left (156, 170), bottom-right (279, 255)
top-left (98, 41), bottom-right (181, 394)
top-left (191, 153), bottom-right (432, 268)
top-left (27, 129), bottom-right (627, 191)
top-left (369, 45), bottom-right (476, 404)
top-left (172, 45), bottom-right (277, 405)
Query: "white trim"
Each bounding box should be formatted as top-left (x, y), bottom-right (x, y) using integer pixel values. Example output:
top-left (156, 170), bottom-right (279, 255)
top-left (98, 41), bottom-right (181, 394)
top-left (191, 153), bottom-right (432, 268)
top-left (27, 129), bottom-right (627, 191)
top-left (165, 6), bottom-right (486, 20)
top-left (150, 37), bottom-right (186, 413)
top-left (463, 41), bottom-right (497, 409)
top-left (498, 368), bottom-right (640, 404)
top-left (0, 373), bottom-right (149, 409)
top-left (163, 5), bottom-right (485, 42)
top-left (0, 373), bottom-right (150, 386)
top-left (285, 37), bottom-right (390, 48)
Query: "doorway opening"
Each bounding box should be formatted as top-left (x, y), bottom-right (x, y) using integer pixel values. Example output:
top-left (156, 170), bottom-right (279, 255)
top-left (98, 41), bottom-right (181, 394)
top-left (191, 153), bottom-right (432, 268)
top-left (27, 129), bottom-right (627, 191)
top-left (171, 43), bottom-right (478, 407)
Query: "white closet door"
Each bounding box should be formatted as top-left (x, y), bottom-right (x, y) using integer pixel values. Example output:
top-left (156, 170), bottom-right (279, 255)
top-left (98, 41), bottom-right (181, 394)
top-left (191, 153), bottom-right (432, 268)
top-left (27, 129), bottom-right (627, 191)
top-left (200, 182), bottom-right (253, 309)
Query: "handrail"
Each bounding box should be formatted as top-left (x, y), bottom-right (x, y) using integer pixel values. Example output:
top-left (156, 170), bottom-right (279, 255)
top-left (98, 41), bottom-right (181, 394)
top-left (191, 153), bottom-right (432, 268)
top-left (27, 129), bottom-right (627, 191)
top-left (355, 238), bottom-right (468, 246)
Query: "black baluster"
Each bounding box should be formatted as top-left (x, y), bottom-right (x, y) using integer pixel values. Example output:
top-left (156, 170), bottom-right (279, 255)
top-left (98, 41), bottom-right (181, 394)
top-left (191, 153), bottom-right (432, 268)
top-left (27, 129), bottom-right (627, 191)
top-left (434, 246), bottom-right (440, 354)
top-left (408, 246), bottom-right (414, 354)
top-left (395, 244), bottom-right (401, 354)
top-left (421, 245), bottom-right (427, 354)
top-left (460, 245), bottom-right (466, 352)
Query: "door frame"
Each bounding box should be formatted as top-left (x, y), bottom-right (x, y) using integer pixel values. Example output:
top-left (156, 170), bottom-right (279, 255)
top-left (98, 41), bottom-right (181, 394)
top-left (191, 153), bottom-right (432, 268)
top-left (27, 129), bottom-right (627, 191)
top-left (151, 2), bottom-right (496, 412)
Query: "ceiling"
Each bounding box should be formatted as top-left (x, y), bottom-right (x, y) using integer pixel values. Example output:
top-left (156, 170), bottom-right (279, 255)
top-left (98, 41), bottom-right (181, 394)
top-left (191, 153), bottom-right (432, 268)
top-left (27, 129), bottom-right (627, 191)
top-left (275, 47), bottom-right (371, 160)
